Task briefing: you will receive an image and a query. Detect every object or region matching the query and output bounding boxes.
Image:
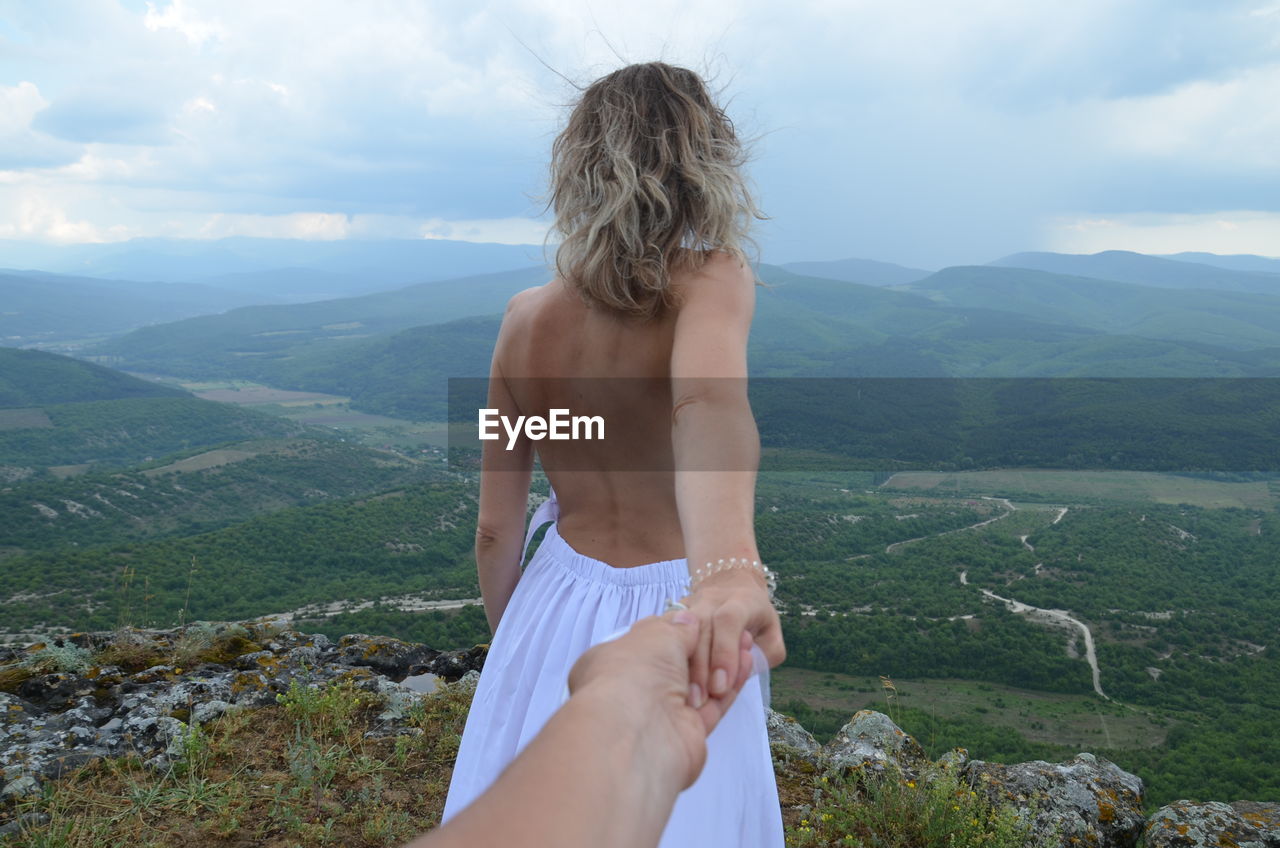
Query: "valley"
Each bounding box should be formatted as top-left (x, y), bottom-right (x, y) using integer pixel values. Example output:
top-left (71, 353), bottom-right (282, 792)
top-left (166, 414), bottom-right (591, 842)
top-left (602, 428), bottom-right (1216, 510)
top-left (2, 245), bottom-right (1279, 810)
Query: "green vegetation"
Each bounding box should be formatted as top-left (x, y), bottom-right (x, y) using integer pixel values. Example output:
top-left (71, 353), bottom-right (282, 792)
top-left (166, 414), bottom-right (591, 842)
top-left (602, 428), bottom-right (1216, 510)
top-left (0, 347), bottom-right (185, 407)
top-left (771, 668), bottom-right (1165, 754)
top-left (788, 762), bottom-right (1050, 848)
top-left (0, 438), bottom-right (446, 550)
top-left (883, 469), bottom-right (1276, 509)
top-left (753, 473), bottom-right (1280, 809)
top-left (299, 604), bottom-right (490, 650)
top-left (0, 396), bottom-right (302, 468)
top-left (0, 484), bottom-right (479, 634)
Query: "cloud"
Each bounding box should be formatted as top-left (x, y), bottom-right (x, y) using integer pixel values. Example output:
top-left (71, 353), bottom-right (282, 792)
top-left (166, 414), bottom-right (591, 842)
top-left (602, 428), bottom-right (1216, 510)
top-left (143, 0), bottom-right (226, 46)
top-left (1045, 211), bottom-right (1280, 257)
top-left (0, 191), bottom-right (130, 243)
top-left (1082, 62), bottom-right (1280, 171)
top-left (0, 82), bottom-right (83, 169)
top-left (32, 85), bottom-right (178, 145)
top-left (421, 216), bottom-right (551, 245)
top-left (1, 0), bottom-right (1278, 264)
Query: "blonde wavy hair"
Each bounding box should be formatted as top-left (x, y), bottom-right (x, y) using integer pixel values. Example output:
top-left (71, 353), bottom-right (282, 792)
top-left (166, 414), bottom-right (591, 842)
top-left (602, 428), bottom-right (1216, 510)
top-left (548, 62), bottom-right (765, 319)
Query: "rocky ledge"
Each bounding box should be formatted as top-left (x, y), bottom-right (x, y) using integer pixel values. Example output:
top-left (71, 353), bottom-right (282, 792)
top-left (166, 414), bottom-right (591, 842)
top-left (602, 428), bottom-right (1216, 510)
top-left (0, 619), bottom-right (483, 815)
top-left (767, 709), bottom-right (1280, 848)
top-left (2, 621), bottom-right (1277, 848)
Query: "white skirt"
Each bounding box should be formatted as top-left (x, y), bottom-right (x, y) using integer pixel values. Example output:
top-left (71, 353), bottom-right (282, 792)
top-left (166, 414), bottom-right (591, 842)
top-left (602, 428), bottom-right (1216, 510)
top-left (441, 500), bottom-right (784, 847)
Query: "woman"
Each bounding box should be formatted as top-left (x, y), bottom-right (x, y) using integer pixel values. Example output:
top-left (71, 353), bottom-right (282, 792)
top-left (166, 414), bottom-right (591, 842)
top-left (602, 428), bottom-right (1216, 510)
top-left (441, 62), bottom-right (785, 846)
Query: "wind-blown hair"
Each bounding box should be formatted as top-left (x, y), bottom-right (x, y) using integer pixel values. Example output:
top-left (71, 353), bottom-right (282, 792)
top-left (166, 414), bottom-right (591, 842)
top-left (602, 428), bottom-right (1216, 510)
top-left (548, 62), bottom-right (764, 319)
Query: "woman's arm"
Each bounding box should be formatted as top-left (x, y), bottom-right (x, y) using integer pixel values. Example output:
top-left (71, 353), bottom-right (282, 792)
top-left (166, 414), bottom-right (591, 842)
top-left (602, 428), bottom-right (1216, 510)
top-left (669, 253), bottom-right (785, 705)
top-left (475, 299), bottom-right (534, 635)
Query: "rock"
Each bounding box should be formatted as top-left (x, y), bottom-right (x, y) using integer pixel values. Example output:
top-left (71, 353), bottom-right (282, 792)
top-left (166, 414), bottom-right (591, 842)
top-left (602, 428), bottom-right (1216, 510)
top-left (0, 775), bottom-right (38, 801)
top-left (420, 646), bottom-right (487, 682)
top-left (964, 752), bottom-right (1145, 848)
top-left (338, 634), bottom-right (440, 681)
top-left (16, 673), bottom-right (94, 712)
top-left (766, 708), bottom-right (820, 754)
top-left (0, 810), bottom-right (49, 837)
top-left (938, 747), bottom-right (969, 771)
top-left (823, 710), bottom-right (928, 777)
top-left (1144, 800), bottom-right (1280, 848)
top-left (451, 669), bottom-right (481, 693)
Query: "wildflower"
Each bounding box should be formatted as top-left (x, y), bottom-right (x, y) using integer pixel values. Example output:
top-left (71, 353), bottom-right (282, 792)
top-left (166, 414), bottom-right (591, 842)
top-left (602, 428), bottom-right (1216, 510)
top-left (822, 813), bottom-right (833, 822)
top-left (906, 780), bottom-right (916, 788)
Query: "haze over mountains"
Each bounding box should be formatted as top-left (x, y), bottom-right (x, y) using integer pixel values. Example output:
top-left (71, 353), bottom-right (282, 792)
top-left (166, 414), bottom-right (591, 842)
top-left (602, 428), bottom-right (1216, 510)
top-left (0, 237), bottom-right (547, 302)
top-left (5, 239), bottom-right (1280, 420)
top-left (989, 250), bottom-right (1280, 295)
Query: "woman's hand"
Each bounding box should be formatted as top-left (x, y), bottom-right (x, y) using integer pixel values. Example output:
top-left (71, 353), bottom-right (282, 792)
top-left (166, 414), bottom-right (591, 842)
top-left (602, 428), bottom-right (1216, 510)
top-left (681, 567), bottom-right (785, 708)
top-left (567, 610), bottom-right (755, 790)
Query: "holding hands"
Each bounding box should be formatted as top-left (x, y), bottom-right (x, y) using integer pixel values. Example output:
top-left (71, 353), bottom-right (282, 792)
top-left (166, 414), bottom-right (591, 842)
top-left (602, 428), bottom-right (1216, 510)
top-left (681, 563), bottom-right (786, 710)
top-left (567, 569), bottom-right (785, 787)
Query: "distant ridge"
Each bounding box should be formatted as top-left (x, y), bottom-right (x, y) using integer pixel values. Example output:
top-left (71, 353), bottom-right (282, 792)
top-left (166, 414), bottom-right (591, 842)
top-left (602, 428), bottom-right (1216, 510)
top-left (0, 236), bottom-right (547, 288)
top-left (0, 269), bottom-right (277, 347)
top-left (88, 265), bottom-right (550, 378)
top-left (1159, 251), bottom-right (1280, 275)
top-left (904, 265), bottom-right (1280, 350)
top-left (778, 256), bottom-right (932, 286)
top-left (989, 250), bottom-right (1280, 295)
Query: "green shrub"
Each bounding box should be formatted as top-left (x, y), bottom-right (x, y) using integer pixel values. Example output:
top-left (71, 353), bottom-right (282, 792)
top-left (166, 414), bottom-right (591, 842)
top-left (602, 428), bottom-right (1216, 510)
top-left (789, 762), bottom-right (1050, 848)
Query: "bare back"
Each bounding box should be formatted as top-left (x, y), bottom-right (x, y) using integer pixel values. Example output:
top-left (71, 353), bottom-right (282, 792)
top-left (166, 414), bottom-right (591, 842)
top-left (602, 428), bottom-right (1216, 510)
top-left (489, 251), bottom-right (751, 568)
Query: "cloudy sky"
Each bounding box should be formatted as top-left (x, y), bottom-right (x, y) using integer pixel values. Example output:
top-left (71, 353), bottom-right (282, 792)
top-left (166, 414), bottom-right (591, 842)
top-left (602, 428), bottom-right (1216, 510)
top-left (1, 0), bottom-right (1278, 268)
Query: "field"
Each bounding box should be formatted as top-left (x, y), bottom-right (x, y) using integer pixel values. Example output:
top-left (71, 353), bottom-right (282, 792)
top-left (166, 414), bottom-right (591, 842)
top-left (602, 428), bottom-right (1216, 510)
top-left (142, 447), bottom-right (262, 476)
top-left (135, 375), bottom-right (452, 449)
top-left (770, 666), bottom-right (1169, 751)
top-left (0, 407), bottom-right (53, 430)
top-left (192, 385), bottom-right (346, 406)
top-left (882, 469), bottom-right (1276, 510)
top-left (47, 463), bottom-right (91, 479)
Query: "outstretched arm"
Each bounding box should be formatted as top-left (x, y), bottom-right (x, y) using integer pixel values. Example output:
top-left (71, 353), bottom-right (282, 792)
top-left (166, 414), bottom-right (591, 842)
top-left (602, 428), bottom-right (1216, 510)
top-left (669, 253), bottom-right (785, 706)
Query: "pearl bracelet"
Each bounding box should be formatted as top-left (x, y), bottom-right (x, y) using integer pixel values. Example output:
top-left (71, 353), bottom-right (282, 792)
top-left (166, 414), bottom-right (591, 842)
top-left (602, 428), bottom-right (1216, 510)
top-left (690, 557), bottom-right (777, 599)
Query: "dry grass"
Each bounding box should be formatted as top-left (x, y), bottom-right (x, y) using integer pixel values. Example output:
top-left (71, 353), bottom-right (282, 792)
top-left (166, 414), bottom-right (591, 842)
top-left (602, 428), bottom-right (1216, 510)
top-left (3, 678), bottom-right (474, 847)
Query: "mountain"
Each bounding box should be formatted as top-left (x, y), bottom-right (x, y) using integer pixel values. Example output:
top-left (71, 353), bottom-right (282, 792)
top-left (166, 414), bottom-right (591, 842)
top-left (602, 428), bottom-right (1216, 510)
top-left (777, 256), bottom-right (932, 286)
top-left (191, 267), bottom-right (396, 303)
top-left (0, 347), bottom-right (186, 407)
top-left (0, 269), bottom-right (277, 347)
top-left (259, 316), bottom-right (500, 420)
top-left (989, 250), bottom-right (1280, 295)
top-left (84, 262), bottom-right (1280, 423)
top-left (903, 265), bottom-right (1280, 350)
top-left (0, 437), bottom-right (439, 550)
top-left (87, 265), bottom-right (550, 378)
top-left (0, 236), bottom-right (548, 291)
top-left (1160, 252), bottom-right (1280, 275)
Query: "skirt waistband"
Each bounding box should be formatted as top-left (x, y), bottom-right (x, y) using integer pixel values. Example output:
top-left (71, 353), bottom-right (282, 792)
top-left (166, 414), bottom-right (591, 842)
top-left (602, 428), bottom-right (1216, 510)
top-left (536, 523), bottom-right (692, 589)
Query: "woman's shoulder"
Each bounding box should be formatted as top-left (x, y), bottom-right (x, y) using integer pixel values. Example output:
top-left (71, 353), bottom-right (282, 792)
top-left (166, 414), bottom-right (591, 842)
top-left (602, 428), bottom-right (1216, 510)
top-left (669, 250), bottom-right (755, 309)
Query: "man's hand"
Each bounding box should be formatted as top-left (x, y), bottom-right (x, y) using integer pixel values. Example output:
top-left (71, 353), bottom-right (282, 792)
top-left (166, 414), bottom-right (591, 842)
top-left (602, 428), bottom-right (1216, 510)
top-left (567, 609), bottom-right (756, 789)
